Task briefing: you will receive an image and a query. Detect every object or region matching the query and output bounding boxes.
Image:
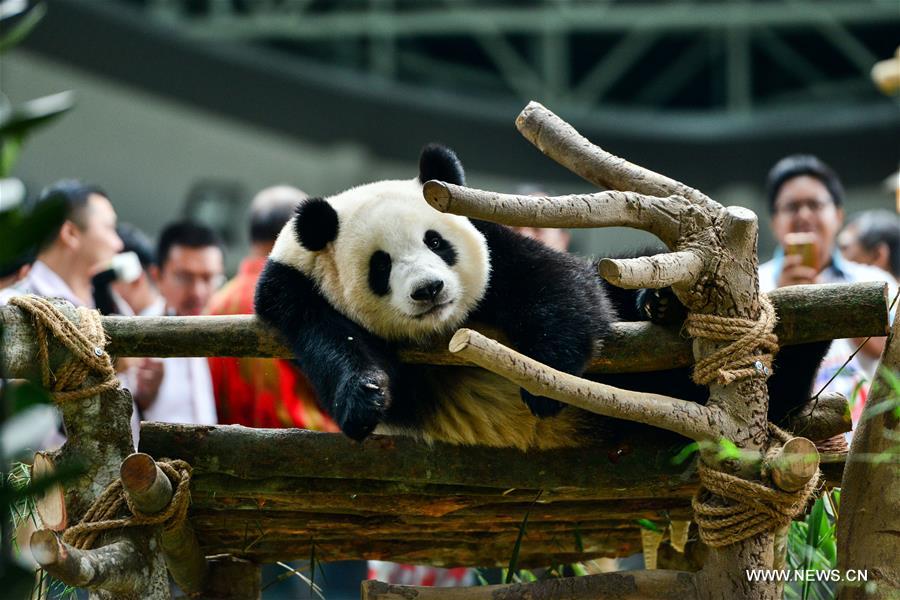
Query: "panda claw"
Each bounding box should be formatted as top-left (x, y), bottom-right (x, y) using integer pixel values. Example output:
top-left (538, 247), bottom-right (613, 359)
top-left (333, 372), bottom-right (391, 441)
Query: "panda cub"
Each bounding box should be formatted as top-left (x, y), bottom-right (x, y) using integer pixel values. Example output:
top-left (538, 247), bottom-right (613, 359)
top-left (255, 144), bottom-right (828, 450)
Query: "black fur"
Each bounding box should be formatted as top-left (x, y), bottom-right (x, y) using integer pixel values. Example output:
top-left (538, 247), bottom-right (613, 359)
top-left (424, 230), bottom-right (457, 266)
top-left (255, 261), bottom-right (397, 440)
top-left (295, 198), bottom-right (339, 251)
top-left (368, 251), bottom-right (392, 296)
top-left (418, 144), bottom-right (465, 186)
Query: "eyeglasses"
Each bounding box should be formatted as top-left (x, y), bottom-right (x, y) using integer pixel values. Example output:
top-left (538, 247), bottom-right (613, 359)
top-left (168, 271), bottom-right (225, 289)
top-left (773, 199), bottom-right (834, 216)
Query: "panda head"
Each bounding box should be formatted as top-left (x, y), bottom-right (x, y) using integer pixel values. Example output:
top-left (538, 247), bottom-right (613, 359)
top-left (269, 144), bottom-right (490, 343)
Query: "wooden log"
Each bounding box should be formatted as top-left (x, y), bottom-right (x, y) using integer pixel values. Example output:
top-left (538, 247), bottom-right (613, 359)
top-left (120, 453), bottom-right (171, 512)
top-left (120, 453), bottom-right (208, 595)
top-left (188, 474), bottom-right (695, 518)
top-left (784, 392), bottom-right (852, 441)
top-left (198, 555), bottom-right (260, 600)
top-left (767, 438), bottom-right (819, 493)
top-left (32, 452), bottom-right (67, 531)
top-left (362, 570), bottom-right (698, 600)
top-left (196, 528), bottom-right (641, 568)
top-left (2, 282), bottom-right (886, 376)
top-left (139, 423), bottom-right (697, 496)
top-left (30, 529), bottom-right (157, 598)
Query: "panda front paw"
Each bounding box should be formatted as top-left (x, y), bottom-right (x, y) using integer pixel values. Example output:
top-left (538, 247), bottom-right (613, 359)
top-left (637, 287), bottom-right (687, 325)
top-left (333, 371), bottom-right (391, 441)
top-left (521, 389), bottom-right (565, 418)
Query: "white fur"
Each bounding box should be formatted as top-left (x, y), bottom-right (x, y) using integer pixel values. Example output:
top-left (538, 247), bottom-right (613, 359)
top-left (269, 177), bottom-right (490, 343)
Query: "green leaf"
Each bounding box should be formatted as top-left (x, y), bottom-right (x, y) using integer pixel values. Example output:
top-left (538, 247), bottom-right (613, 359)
top-left (6, 380), bottom-right (54, 412)
top-left (0, 90), bottom-right (76, 139)
top-left (0, 190), bottom-right (66, 267)
top-left (636, 518), bottom-right (661, 533)
top-left (0, 561), bottom-right (34, 600)
top-left (0, 135), bottom-right (22, 177)
top-left (506, 490), bottom-right (542, 584)
top-left (670, 441), bottom-right (699, 465)
top-left (0, 1), bottom-right (46, 53)
top-left (717, 438), bottom-right (742, 461)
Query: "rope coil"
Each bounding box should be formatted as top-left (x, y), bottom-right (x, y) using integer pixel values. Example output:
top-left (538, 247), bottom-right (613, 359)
top-left (62, 459), bottom-right (193, 550)
top-left (692, 425), bottom-right (822, 547)
top-left (9, 295), bottom-right (119, 402)
top-left (686, 294), bottom-right (779, 386)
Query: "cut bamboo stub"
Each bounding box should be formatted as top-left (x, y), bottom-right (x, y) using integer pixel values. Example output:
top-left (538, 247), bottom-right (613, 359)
top-left (120, 453), bottom-right (208, 595)
top-left (769, 438), bottom-right (820, 493)
top-left (33, 452), bottom-right (67, 531)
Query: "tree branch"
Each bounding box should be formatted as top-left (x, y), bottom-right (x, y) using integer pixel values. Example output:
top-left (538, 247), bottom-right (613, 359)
top-left (30, 530), bottom-right (148, 595)
top-left (515, 101), bottom-right (709, 205)
top-left (422, 181), bottom-right (689, 247)
top-left (599, 251), bottom-right (704, 289)
top-left (448, 329), bottom-right (720, 442)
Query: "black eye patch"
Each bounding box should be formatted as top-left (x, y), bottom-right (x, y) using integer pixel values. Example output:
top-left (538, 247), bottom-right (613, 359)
top-left (368, 250), bottom-right (392, 296)
top-left (424, 230), bottom-right (457, 266)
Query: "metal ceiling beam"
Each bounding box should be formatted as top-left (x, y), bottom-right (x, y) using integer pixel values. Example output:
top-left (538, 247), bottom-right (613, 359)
top-left (176, 3), bottom-right (900, 40)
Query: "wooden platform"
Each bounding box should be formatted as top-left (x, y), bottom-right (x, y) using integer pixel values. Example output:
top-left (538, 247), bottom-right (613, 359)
top-left (139, 423), bottom-right (845, 568)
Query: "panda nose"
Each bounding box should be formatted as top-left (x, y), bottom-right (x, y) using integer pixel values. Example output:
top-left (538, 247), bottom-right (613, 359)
top-left (411, 280), bottom-right (444, 302)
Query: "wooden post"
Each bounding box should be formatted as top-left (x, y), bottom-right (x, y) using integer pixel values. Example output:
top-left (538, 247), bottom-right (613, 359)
top-left (120, 453), bottom-right (208, 595)
top-left (198, 555), bottom-right (261, 600)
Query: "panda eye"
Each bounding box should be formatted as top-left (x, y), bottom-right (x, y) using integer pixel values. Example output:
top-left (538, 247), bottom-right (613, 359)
top-left (424, 230), bottom-right (444, 250)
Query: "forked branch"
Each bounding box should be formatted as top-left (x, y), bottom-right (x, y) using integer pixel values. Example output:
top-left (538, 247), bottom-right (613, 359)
top-left (422, 181), bottom-right (690, 247)
top-left (449, 329), bottom-right (720, 442)
top-left (516, 101), bottom-right (708, 204)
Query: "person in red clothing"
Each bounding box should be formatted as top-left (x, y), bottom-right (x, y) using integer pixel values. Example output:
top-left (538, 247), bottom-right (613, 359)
top-left (207, 185), bottom-right (338, 432)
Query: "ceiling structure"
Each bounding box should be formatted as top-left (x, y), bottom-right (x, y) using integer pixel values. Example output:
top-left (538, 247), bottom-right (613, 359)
top-left (18, 0), bottom-right (900, 188)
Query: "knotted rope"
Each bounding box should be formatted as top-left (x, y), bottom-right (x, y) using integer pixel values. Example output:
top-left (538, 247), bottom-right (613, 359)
top-left (692, 425), bottom-right (822, 547)
top-left (686, 294), bottom-right (779, 386)
top-left (62, 459), bottom-right (193, 550)
top-left (9, 295), bottom-right (119, 402)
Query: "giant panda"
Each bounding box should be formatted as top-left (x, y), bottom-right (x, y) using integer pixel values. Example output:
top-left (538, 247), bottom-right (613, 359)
top-left (254, 144), bottom-right (828, 450)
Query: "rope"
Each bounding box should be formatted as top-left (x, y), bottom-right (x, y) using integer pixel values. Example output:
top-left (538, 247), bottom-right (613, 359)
top-left (686, 294), bottom-right (779, 386)
top-left (62, 459), bottom-right (193, 550)
top-left (692, 425), bottom-right (822, 547)
top-left (9, 295), bottom-right (119, 402)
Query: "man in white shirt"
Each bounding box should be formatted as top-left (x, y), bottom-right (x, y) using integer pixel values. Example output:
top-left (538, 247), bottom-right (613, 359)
top-left (0, 180), bottom-right (123, 307)
top-left (138, 221), bottom-right (224, 425)
top-left (0, 180), bottom-right (141, 447)
top-left (759, 155), bottom-right (896, 429)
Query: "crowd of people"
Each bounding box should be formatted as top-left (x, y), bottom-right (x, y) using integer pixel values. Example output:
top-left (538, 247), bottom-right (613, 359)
top-left (0, 181), bottom-right (341, 452)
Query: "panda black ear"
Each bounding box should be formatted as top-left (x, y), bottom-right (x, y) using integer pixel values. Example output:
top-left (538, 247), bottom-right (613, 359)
top-left (294, 198), bottom-right (338, 251)
top-left (418, 144), bottom-right (465, 186)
